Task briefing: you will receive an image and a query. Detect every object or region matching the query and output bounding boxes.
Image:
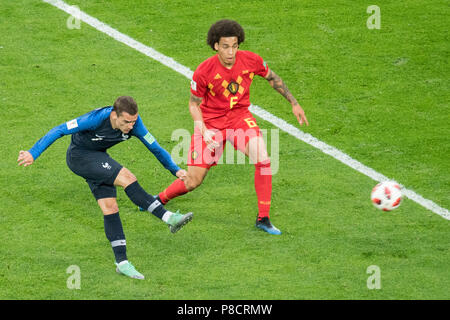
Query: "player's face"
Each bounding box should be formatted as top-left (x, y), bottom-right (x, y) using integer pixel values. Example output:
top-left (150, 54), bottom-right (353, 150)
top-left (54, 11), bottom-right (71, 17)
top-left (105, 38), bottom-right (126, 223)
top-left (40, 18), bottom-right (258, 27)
top-left (215, 36), bottom-right (239, 68)
top-left (112, 111), bottom-right (138, 134)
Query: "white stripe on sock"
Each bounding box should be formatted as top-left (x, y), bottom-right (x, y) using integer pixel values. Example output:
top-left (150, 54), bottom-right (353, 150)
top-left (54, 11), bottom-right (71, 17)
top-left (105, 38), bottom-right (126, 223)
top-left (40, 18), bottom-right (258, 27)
top-left (110, 239), bottom-right (126, 247)
top-left (147, 200), bottom-right (162, 213)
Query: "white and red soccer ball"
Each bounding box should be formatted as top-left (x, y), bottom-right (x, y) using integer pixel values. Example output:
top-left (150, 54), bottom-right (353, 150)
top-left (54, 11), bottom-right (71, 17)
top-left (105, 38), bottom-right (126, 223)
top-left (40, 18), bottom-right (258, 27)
top-left (371, 181), bottom-right (403, 211)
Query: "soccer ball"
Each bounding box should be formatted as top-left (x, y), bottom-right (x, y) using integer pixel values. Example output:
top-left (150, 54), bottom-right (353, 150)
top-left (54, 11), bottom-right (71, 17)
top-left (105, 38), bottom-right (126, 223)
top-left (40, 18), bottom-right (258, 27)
top-left (371, 181), bottom-right (403, 211)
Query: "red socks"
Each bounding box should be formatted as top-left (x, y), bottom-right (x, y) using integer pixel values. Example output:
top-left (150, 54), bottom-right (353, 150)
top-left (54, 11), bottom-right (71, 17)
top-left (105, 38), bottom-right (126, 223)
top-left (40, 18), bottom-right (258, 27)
top-left (159, 179), bottom-right (189, 205)
top-left (254, 160), bottom-right (272, 220)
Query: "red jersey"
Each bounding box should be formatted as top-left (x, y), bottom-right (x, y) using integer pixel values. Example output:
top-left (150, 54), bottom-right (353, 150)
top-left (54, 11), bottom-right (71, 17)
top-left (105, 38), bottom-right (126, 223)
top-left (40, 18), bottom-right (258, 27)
top-left (190, 50), bottom-right (269, 129)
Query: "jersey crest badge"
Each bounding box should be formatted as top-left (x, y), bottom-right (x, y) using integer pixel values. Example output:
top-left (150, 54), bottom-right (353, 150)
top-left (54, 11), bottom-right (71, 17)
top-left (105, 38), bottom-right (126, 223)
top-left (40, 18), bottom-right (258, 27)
top-left (228, 81), bottom-right (239, 95)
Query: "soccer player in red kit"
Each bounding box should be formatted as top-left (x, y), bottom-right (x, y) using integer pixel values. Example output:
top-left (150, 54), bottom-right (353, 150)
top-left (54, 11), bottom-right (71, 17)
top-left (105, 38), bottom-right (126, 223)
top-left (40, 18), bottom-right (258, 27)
top-left (157, 19), bottom-right (308, 235)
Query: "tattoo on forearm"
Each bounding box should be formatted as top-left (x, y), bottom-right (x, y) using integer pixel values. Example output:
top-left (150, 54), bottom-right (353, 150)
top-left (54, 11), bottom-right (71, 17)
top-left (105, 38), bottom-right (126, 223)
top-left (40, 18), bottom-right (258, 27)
top-left (266, 70), bottom-right (298, 105)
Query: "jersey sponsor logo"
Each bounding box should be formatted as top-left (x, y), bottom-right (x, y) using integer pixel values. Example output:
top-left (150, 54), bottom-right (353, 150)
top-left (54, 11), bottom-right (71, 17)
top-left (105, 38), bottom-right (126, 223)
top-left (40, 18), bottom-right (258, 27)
top-left (66, 119), bottom-right (78, 130)
top-left (91, 134), bottom-right (105, 141)
top-left (121, 133), bottom-right (129, 140)
top-left (190, 80), bottom-right (197, 91)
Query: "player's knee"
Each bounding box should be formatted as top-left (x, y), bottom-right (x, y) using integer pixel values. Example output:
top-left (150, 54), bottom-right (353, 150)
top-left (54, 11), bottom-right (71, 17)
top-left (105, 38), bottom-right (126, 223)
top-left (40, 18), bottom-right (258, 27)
top-left (247, 136), bottom-right (269, 164)
top-left (184, 173), bottom-right (204, 191)
top-left (105, 203), bottom-right (119, 214)
top-left (115, 167), bottom-right (137, 188)
top-left (257, 155), bottom-right (270, 165)
top-left (255, 158), bottom-right (271, 175)
top-left (98, 199), bottom-right (119, 215)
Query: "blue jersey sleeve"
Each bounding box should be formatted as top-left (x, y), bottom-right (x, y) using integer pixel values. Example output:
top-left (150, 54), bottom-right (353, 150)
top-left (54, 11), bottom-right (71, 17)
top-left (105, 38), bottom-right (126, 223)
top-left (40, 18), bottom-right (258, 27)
top-left (132, 116), bottom-right (181, 177)
top-left (28, 107), bottom-right (111, 161)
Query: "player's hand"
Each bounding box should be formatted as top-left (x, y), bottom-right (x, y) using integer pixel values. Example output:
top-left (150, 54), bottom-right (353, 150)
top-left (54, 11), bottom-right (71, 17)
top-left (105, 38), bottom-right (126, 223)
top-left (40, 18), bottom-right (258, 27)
top-left (17, 150), bottom-right (34, 167)
top-left (194, 120), bottom-right (219, 152)
top-left (176, 169), bottom-right (188, 181)
top-left (203, 129), bottom-right (220, 152)
top-left (292, 103), bottom-right (309, 126)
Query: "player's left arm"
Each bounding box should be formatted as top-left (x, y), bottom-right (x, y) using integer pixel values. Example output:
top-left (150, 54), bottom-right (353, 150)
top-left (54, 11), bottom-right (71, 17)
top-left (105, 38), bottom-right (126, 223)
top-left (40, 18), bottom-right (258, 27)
top-left (133, 116), bottom-right (187, 179)
top-left (265, 69), bottom-right (309, 126)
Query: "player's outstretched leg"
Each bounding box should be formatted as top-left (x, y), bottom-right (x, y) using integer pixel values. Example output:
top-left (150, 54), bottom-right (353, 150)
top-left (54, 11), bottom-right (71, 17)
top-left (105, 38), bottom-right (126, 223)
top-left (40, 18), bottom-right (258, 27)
top-left (157, 167), bottom-right (209, 205)
top-left (124, 180), bottom-right (193, 233)
top-left (158, 179), bottom-right (189, 205)
top-left (167, 210), bottom-right (194, 233)
top-left (138, 196), bottom-right (193, 233)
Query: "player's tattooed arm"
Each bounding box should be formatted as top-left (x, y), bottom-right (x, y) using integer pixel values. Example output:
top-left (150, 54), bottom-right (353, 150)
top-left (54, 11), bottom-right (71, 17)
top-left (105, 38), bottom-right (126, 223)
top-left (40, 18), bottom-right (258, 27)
top-left (265, 69), bottom-right (309, 126)
top-left (189, 93), bottom-right (203, 106)
top-left (265, 69), bottom-right (298, 106)
top-left (189, 93), bottom-right (204, 129)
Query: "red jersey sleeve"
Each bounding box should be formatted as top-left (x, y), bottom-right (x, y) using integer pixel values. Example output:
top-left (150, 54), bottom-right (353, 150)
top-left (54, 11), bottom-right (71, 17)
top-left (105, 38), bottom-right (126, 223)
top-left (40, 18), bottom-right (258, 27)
top-left (190, 68), bottom-right (207, 98)
top-left (249, 51), bottom-right (269, 78)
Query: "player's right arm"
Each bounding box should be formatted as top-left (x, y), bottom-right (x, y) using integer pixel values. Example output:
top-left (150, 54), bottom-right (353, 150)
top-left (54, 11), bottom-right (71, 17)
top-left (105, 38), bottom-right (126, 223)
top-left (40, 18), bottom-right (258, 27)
top-left (17, 108), bottom-right (110, 166)
top-left (189, 93), bottom-right (219, 151)
top-left (17, 121), bottom-right (77, 167)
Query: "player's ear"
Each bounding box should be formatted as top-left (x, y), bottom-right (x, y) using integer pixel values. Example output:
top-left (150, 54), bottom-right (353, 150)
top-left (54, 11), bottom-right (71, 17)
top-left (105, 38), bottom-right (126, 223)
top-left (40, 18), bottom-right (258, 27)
top-left (214, 42), bottom-right (219, 51)
top-left (111, 110), bottom-right (119, 120)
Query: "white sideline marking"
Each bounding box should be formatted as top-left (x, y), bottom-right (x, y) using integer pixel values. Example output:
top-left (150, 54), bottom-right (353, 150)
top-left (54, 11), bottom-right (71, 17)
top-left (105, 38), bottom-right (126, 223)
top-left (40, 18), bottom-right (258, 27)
top-left (42, 0), bottom-right (449, 220)
top-left (249, 105), bottom-right (450, 220)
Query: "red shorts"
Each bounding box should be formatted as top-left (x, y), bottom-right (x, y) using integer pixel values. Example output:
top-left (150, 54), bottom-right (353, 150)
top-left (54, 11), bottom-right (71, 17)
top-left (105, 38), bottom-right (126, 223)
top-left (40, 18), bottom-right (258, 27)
top-left (188, 110), bottom-right (262, 168)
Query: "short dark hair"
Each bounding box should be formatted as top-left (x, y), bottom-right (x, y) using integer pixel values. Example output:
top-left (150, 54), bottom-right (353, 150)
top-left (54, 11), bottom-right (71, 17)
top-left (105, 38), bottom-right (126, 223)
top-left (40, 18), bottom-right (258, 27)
top-left (207, 19), bottom-right (245, 50)
top-left (113, 96), bottom-right (138, 116)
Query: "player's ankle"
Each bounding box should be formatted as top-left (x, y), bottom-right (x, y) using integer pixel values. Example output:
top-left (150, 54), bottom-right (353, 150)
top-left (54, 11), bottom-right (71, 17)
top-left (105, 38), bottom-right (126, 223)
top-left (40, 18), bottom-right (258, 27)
top-left (162, 211), bottom-right (176, 224)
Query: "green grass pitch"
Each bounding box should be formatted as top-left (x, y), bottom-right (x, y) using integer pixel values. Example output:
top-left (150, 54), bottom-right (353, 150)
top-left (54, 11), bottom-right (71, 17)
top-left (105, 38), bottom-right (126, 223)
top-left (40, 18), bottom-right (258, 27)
top-left (0, 0), bottom-right (448, 299)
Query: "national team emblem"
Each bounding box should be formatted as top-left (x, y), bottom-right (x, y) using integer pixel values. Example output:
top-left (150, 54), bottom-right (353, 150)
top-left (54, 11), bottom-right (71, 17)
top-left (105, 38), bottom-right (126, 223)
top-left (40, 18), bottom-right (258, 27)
top-left (191, 151), bottom-right (198, 160)
top-left (228, 81), bottom-right (239, 95)
top-left (102, 162), bottom-right (112, 170)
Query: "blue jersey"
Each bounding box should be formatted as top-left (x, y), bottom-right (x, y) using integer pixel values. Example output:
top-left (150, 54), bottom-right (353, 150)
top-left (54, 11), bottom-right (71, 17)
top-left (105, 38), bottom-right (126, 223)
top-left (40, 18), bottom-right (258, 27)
top-left (28, 107), bottom-right (181, 176)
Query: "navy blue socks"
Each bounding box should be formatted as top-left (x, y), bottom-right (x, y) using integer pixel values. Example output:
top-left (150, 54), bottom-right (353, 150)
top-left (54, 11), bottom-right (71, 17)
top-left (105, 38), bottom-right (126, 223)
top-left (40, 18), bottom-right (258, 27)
top-left (124, 181), bottom-right (167, 219)
top-left (103, 212), bottom-right (127, 263)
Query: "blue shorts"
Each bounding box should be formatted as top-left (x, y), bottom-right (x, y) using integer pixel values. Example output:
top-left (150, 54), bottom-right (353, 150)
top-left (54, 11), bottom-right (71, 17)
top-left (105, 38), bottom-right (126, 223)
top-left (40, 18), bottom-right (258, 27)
top-left (66, 144), bottom-right (123, 200)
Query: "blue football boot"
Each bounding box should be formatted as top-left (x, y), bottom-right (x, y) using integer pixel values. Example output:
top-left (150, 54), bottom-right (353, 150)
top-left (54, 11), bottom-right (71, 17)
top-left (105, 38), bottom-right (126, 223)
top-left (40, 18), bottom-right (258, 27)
top-left (255, 217), bottom-right (282, 235)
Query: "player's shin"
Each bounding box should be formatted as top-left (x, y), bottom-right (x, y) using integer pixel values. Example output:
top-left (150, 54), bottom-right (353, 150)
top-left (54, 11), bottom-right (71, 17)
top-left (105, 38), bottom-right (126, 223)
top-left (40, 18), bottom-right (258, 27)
top-left (158, 178), bottom-right (189, 204)
top-left (254, 160), bottom-right (272, 220)
top-left (124, 181), bottom-right (167, 219)
top-left (104, 212), bottom-right (127, 263)
top-left (125, 181), bottom-right (193, 232)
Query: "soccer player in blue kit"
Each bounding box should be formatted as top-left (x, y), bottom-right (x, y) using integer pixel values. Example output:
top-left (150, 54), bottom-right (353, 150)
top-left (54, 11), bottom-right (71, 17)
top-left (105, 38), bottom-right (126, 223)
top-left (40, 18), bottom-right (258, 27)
top-left (17, 96), bottom-right (193, 280)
